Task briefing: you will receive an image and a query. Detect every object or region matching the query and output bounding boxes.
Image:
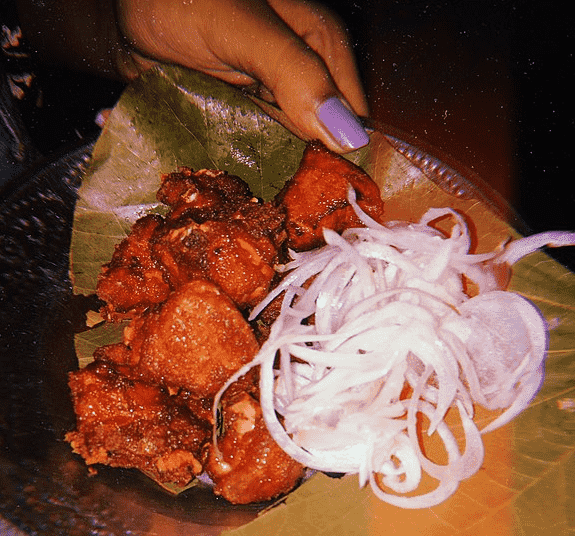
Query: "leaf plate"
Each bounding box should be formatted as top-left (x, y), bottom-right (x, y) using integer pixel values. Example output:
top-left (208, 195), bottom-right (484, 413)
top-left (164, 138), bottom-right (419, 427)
top-left (70, 65), bottom-right (575, 536)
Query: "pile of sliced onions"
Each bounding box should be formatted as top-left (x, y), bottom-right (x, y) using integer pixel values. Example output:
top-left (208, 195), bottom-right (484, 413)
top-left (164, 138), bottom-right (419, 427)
top-left (215, 188), bottom-right (575, 508)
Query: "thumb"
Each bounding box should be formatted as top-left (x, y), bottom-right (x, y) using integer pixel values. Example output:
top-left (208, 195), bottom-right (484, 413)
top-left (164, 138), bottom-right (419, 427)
top-left (117, 0), bottom-right (369, 152)
top-left (257, 44), bottom-right (369, 153)
top-left (243, 25), bottom-right (370, 152)
top-left (192, 0), bottom-right (370, 153)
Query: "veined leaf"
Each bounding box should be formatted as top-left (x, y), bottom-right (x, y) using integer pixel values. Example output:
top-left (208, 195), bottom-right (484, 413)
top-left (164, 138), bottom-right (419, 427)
top-left (70, 65), bottom-right (369, 360)
top-left (69, 65), bottom-right (575, 535)
top-left (70, 65), bottom-right (309, 298)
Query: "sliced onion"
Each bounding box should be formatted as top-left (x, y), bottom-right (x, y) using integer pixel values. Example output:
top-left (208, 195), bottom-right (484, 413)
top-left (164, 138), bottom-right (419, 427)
top-left (498, 231), bottom-right (575, 265)
top-left (215, 187), bottom-right (574, 508)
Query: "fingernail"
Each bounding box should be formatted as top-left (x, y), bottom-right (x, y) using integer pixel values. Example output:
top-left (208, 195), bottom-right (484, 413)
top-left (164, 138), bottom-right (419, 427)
top-left (95, 108), bottom-right (112, 128)
top-left (316, 97), bottom-right (370, 150)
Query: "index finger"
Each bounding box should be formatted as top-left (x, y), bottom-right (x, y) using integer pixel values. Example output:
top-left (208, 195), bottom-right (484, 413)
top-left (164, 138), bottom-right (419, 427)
top-left (268, 0), bottom-right (368, 117)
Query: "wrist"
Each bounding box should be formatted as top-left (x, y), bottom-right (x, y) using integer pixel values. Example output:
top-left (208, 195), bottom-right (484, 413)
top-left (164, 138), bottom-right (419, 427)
top-left (111, 0), bottom-right (154, 81)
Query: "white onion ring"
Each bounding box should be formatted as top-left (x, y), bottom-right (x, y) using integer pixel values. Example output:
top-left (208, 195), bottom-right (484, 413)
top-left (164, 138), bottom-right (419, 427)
top-left (213, 187), bottom-right (574, 508)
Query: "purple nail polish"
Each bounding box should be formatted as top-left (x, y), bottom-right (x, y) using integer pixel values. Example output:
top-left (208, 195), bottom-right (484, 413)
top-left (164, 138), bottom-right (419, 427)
top-left (316, 97), bottom-right (369, 150)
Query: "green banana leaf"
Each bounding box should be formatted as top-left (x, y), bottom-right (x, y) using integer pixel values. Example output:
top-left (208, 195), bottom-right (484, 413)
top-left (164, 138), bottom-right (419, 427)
top-left (72, 65), bottom-right (305, 298)
top-left (70, 65), bottom-right (371, 357)
top-left (69, 65), bottom-right (575, 536)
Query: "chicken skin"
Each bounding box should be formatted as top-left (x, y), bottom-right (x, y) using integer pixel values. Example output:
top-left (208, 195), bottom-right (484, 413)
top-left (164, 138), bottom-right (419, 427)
top-left (127, 280), bottom-right (260, 397)
top-left (96, 214), bottom-right (170, 320)
top-left (204, 390), bottom-right (305, 504)
top-left (276, 141), bottom-right (384, 251)
top-left (151, 213), bottom-right (283, 311)
top-left (66, 360), bottom-right (210, 487)
top-left (157, 167), bottom-right (253, 223)
top-left (96, 168), bottom-right (286, 319)
top-left (98, 279), bottom-right (261, 399)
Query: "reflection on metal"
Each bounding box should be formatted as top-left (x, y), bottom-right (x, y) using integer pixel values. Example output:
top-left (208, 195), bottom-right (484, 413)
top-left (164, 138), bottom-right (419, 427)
top-left (360, 116), bottom-right (477, 200)
top-left (382, 134), bottom-right (472, 199)
top-left (361, 117), bottom-right (528, 234)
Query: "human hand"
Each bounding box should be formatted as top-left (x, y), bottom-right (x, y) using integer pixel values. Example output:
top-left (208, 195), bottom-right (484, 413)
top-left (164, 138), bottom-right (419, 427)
top-left (115, 0), bottom-right (370, 152)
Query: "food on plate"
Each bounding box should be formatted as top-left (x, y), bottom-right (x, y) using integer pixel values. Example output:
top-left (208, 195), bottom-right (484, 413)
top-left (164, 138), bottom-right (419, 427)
top-left (204, 387), bottom-right (306, 504)
top-left (95, 214), bottom-right (171, 318)
top-left (96, 167), bottom-right (287, 321)
top-left (67, 143), bottom-right (381, 503)
top-left (98, 280), bottom-right (261, 397)
top-left (68, 139), bottom-right (575, 508)
top-left (276, 141), bottom-right (384, 251)
top-left (219, 191), bottom-right (575, 508)
top-left (66, 358), bottom-right (210, 486)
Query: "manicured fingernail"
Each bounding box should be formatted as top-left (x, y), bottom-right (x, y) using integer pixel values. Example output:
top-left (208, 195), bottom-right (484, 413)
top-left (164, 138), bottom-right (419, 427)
top-left (95, 108), bottom-right (112, 128)
top-left (316, 97), bottom-right (370, 150)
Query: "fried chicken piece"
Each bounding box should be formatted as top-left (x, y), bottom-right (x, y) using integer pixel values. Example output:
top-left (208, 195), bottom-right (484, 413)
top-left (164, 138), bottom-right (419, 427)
top-left (199, 219), bottom-right (278, 309)
top-left (146, 221), bottom-right (207, 289)
top-left (95, 340), bottom-right (261, 426)
top-left (276, 141), bottom-right (384, 251)
top-left (96, 214), bottom-right (170, 321)
top-left (65, 360), bottom-right (210, 487)
top-left (230, 198), bottom-right (287, 251)
top-left (96, 169), bottom-right (286, 317)
top-left (119, 279), bottom-right (260, 398)
top-left (204, 390), bottom-right (305, 504)
top-left (176, 367), bottom-right (261, 426)
top-left (151, 215), bottom-right (281, 311)
top-left (152, 189), bottom-right (286, 310)
top-left (157, 167), bottom-right (253, 222)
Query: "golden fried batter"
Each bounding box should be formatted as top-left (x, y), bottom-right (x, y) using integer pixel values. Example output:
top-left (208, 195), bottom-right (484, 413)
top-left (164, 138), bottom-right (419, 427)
top-left (97, 168), bottom-right (286, 318)
top-left (276, 141), bottom-right (384, 251)
top-left (66, 360), bottom-right (210, 487)
top-left (121, 279), bottom-right (260, 398)
top-left (204, 391), bottom-right (305, 504)
top-left (157, 167), bottom-right (253, 222)
top-left (151, 216), bottom-right (280, 310)
top-left (97, 214), bottom-right (170, 320)
top-left (200, 219), bottom-right (278, 309)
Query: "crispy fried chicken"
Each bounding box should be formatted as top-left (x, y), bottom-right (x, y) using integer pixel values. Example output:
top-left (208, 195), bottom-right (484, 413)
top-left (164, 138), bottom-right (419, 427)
top-left (157, 167), bottom-right (254, 223)
top-left (123, 279), bottom-right (260, 397)
top-left (65, 359), bottom-right (210, 487)
top-left (204, 390), bottom-right (305, 504)
top-left (96, 167), bottom-right (286, 320)
top-left (96, 214), bottom-right (170, 318)
top-left (276, 141), bottom-right (384, 251)
top-left (69, 142), bottom-right (384, 504)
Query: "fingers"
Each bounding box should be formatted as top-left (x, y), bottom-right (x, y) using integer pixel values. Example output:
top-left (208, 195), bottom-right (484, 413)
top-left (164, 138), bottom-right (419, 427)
top-left (197, 0), bottom-right (369, 152)
top-left (267, 0), bottom-right (368, 117)
top-left (247, 37), bottom-right (370, 152)
top-left (117, 0), bottom-right (369, 152)
top-left (230, 1), bottom-right (369, 152)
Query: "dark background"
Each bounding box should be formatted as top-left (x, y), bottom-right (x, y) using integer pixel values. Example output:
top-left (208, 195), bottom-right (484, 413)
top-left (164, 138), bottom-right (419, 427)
top-left (341, 0), bottom-right (573, 235)
top-left (29, 0), bottom-right (574, 237)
